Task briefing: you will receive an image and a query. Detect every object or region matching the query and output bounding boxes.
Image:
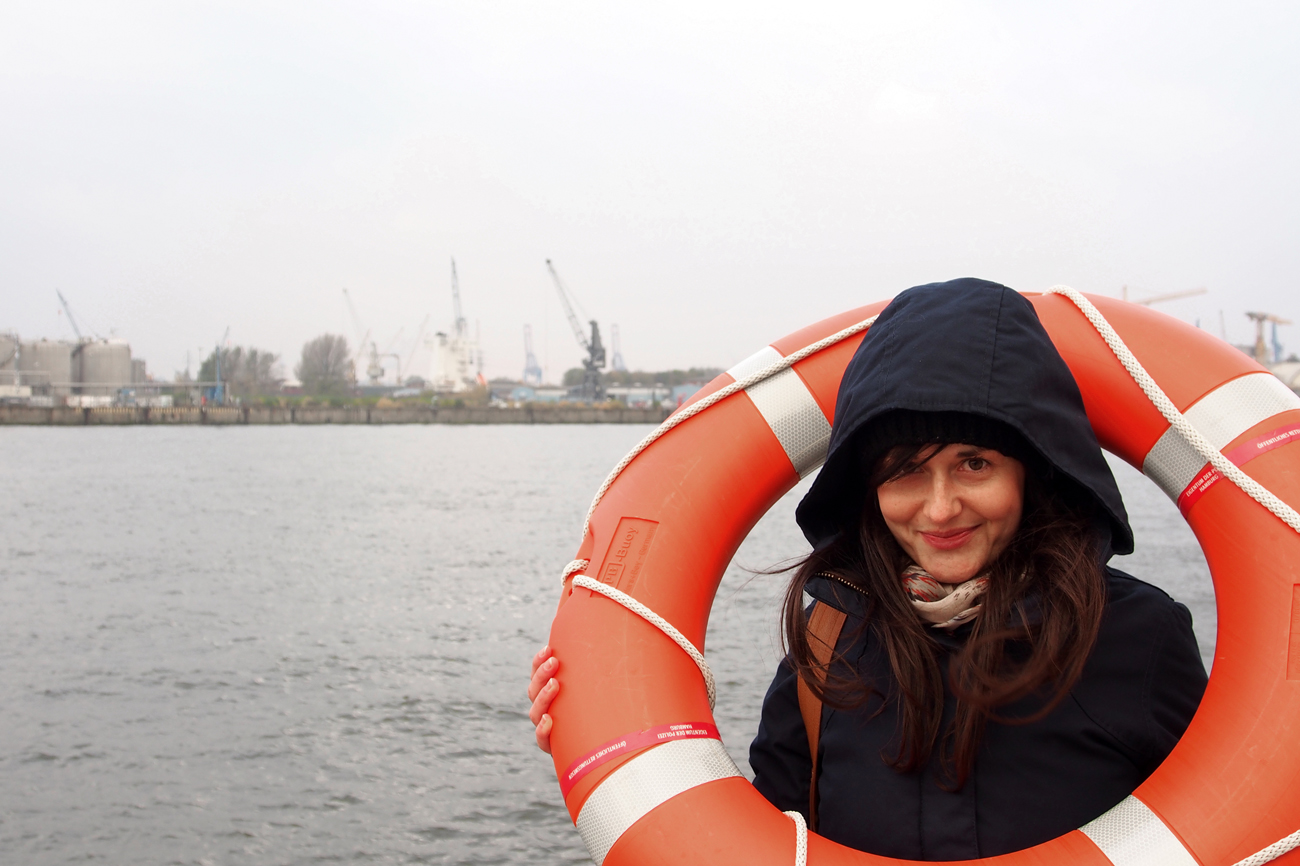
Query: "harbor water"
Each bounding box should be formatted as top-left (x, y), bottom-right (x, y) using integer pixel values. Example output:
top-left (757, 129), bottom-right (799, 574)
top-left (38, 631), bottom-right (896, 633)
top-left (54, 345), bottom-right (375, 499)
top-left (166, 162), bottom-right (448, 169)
top-left (0, 426), bottom-right (1214, 864)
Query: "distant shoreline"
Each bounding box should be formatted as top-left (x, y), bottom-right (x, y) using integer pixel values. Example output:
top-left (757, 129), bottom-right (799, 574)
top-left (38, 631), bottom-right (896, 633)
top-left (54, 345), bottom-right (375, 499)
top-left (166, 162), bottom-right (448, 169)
top-left (0, 404), bottom-right (673, 426)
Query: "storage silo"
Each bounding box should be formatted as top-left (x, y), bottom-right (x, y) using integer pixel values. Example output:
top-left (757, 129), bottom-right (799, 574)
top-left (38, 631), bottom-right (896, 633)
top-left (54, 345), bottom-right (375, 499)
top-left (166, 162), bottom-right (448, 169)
top-left (20, 340), bottom-right (75, 396)
top-left (78, 340), bottom-right (133, 397)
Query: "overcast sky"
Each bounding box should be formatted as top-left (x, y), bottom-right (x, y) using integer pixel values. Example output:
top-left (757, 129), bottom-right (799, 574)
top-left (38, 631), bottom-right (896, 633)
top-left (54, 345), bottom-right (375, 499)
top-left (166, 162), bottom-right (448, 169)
top-left (3, 2), bottom-right (1297, 383)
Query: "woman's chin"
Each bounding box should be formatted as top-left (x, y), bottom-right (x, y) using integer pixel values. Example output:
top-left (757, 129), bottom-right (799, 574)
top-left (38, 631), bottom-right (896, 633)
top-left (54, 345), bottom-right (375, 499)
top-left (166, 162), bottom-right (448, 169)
top-left (916, 556), bottom-right (984, 584)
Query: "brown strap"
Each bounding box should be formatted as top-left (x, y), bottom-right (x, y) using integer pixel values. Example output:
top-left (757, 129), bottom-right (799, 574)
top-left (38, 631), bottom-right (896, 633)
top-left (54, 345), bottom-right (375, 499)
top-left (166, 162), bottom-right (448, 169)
top-left (796, 601), bottom-right (847, 832)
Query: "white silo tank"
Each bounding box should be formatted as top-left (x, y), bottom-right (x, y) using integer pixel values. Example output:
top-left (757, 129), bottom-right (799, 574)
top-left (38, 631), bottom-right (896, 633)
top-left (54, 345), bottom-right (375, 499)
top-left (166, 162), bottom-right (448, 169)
top-left (21, 340), bottom-right (75, 395)
top-left (79, 340), bottom-right (132, 397)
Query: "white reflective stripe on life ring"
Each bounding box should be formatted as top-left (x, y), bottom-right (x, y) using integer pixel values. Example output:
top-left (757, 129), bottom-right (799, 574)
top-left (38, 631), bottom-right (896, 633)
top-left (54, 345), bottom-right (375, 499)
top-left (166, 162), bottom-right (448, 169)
top-left (1081, 795), bottom-right (1198, 865)
top-left (728, 346), bottom-right (832, 478)
top-left (1143, 372), bottom-right (1300, 501)
top-left (574, 736), bottom-right (743, 865)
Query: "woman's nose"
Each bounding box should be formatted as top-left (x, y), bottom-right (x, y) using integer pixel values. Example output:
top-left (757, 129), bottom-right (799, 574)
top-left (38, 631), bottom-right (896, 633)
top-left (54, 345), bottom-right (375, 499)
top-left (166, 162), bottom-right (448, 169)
top-left (922, 476), bottom-right (961, 523)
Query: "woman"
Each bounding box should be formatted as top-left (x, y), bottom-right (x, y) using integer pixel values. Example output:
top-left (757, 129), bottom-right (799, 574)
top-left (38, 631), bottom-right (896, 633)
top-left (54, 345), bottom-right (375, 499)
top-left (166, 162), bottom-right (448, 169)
top-left (530, 279), bottom-right (1207, 859)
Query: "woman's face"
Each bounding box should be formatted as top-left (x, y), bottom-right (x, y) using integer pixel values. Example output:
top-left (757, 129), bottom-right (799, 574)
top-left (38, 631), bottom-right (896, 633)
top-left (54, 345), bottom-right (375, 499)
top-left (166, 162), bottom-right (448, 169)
top-left (876, 443), bottom-right (1025, 584)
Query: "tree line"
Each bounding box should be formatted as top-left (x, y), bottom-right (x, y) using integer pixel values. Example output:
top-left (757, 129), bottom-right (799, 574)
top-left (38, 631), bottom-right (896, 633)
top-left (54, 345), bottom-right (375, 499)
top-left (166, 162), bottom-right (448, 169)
top-left (190, 334), bottom-right (357, 397)
top-left (190, 339), bottom-right (721, 397)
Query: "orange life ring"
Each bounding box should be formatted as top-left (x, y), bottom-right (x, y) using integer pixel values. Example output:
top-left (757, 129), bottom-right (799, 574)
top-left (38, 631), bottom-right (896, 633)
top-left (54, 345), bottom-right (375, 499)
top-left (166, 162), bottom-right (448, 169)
top-left (546, 289), bottom-right (1300, 866)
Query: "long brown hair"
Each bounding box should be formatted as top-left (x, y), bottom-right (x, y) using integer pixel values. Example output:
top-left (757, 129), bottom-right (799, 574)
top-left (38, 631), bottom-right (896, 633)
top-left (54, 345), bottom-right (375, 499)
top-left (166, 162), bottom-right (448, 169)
top-left (781, 443), bottom-right (1107, 789)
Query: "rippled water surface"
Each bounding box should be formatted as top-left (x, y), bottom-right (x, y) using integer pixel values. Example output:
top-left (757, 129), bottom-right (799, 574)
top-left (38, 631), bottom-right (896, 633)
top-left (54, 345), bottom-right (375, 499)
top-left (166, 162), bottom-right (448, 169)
top-left (0, 427), bottom-right (1212, 864)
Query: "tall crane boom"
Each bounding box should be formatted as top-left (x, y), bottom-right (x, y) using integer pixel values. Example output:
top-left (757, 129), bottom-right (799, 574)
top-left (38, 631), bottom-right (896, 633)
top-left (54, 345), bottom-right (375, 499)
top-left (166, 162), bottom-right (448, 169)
top-left (546, 259), bottom-right (590, 352)
top-left (341, 288), bottom-right (369, 354)
top-left (341, 287), bottom-right (374, 381)
top-left (451, 259), bottom-right (467, 338)
top-left (545, 259), bottom-right (606, 401)
top-left (56, 291), bottom-right (86, 341)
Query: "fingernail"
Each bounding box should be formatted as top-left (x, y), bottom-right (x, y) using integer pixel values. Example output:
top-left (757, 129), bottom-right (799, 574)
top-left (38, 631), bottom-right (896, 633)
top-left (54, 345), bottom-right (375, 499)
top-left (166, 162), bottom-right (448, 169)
top-left (548, 678), bottom-right (557, 689)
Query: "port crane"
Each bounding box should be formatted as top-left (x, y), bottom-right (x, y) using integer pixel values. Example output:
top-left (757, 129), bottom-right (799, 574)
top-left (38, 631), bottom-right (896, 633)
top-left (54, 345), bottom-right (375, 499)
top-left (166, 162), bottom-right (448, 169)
top-left (523, 324), bottom-right (543, 385)
top-left (1246, 311), bottom-right (1292, 364)
top-left (545, 259), bottom-right (605, 401)
top-left (342, 288), bottom-right (371, 380)
top-left (450, 259), bottom-right (469, 339)
top-left (342, 288), bottom-right (385, 384)
top-left (56, 290), bottom-right (91, 341)
top-left (427, 259), bottom-right (480, 392)
top-left (56, 291), bottom-right (101, 390)
top-left (610, 323), bottom-right (627, 372)
top-left (452, 260), bottom-right (485, 382)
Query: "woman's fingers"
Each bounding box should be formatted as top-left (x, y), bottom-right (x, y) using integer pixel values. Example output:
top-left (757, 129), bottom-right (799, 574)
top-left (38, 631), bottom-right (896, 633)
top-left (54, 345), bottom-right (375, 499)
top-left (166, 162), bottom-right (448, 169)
top-left (530, 645), bottom-right (552, 679)
top-left (529, 676), bottom-right (559, 727)
top-left (535, 713), bottom-right (553, 754)
top-left (529, 645), bottom-right (559, 753)
top-left (528, 651), bottom-right (559, 703)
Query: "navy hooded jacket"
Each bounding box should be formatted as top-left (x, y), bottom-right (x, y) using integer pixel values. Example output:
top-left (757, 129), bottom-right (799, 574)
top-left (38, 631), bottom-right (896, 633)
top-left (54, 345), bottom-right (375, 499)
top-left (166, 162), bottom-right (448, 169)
top-left (749, 279), bottom-right (1207, 859)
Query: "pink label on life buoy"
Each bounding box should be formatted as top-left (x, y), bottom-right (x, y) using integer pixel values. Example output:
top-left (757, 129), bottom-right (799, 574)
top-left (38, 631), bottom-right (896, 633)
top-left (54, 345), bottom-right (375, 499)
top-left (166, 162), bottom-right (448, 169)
top-left (559, 721), bottom-right (719, 797)
top-left (1180, 421), bottom-right (1300, 513)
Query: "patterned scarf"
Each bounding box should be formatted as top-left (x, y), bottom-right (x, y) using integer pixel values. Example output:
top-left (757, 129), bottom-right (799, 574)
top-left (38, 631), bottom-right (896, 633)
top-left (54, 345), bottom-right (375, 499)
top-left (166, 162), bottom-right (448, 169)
top-left (901, 564), bottom-right (989, 630)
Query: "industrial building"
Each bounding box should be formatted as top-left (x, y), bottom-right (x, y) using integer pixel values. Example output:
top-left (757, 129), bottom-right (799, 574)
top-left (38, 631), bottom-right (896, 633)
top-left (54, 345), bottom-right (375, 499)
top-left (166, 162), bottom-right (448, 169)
top-left (0, 334), bottom-right (153, 405)
top-left (430, 329), bottom-right (479, 392)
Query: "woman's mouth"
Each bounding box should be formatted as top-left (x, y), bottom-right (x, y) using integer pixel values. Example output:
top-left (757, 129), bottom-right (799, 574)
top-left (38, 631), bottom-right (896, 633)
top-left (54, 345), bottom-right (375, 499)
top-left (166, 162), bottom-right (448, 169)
top-left (919, 527), bottom-right (977, 550)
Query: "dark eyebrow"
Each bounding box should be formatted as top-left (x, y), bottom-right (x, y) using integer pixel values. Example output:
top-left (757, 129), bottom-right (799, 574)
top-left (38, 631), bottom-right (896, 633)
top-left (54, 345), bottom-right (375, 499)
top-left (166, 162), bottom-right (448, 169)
top-left (954, 445), bottom-right (990, 458)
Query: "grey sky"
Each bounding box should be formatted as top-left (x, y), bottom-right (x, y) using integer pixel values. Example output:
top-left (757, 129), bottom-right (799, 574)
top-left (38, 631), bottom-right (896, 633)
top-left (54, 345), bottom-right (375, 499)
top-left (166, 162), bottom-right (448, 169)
top-left (3, 2), bottom-right (1297, 382)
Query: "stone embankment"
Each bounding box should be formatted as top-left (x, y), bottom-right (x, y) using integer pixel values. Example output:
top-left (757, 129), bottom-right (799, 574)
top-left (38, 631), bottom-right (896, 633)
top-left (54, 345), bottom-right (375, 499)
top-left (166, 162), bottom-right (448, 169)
top-left (0, 405), bottom-right (673, 426)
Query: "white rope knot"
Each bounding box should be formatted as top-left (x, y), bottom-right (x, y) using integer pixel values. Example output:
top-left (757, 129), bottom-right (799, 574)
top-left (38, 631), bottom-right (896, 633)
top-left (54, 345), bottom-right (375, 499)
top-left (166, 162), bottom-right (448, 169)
top-left (784, 810), bottom-right (808, 866)
top-left (561, 559), bottom-right (589, 584)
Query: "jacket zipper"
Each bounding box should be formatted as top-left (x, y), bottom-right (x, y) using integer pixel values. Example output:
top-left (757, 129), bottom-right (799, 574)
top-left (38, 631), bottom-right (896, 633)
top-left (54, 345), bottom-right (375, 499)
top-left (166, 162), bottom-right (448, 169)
top-left (816, 571), bottom-right (867, 597)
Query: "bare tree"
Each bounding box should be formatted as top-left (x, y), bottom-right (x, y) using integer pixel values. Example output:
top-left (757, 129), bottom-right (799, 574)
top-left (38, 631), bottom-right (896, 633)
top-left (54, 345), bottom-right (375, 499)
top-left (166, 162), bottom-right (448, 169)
top-left (296, 334), bottom-right (353, 395)
top-left (199, 346), bottom-right (284, 397)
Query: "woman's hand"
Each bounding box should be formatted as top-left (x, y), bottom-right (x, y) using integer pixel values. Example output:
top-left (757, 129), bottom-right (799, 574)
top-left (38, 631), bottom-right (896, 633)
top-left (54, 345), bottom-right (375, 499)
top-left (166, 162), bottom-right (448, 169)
top-left (528, 645), bottom-right (560, 754)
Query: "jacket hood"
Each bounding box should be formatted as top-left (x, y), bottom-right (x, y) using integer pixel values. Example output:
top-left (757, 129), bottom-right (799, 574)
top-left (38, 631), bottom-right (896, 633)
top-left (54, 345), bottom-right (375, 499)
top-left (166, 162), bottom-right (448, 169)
top-left (795, 278), bottom-right (1133, 555)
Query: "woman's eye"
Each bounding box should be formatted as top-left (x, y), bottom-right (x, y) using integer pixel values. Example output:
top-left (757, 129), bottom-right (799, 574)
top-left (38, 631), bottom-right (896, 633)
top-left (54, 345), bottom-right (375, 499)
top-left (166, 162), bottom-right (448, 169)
top-left (966, 458), bottom-right (988, 471)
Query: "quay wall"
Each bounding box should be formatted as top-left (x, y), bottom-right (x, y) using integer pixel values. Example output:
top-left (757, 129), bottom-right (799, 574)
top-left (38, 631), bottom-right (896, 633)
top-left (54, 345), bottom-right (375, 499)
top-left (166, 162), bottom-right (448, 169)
top-left (0, 405), bottom-right (673, 426)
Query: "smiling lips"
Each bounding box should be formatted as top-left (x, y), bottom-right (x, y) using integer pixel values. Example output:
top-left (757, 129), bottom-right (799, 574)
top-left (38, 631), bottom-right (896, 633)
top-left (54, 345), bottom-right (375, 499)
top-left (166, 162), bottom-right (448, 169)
top-left (919, 526), bottom-right (977, 550)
